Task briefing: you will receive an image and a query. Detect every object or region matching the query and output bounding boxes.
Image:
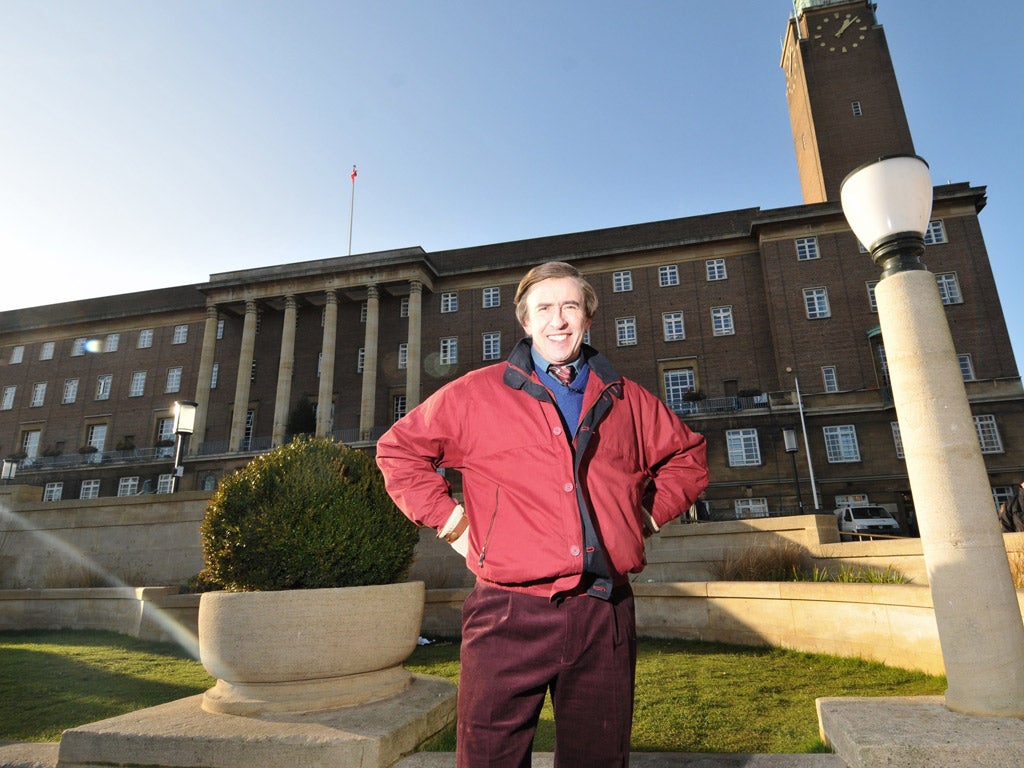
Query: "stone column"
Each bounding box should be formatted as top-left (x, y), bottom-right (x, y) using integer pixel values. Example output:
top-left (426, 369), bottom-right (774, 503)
top-left (229, 299), bottom-right (258, 452)
top-left (405, 280), bottom-right (423, 411)
top-left (189, 303), bottom-right (219, 456)
top-left (316, 290), bottom-right (338, 437)
top-left (359, 284), bottom-right (380, 440)
top-left (271, 295), bottom-right (298, 447)
top-left (879, 269), bottom-right (1024, 716)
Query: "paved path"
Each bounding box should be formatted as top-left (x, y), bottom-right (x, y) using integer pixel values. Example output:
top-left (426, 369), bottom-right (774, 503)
top-left (1, 741), bottom-right (846, 768)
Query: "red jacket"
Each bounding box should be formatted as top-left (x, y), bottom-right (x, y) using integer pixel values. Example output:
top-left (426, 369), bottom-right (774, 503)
top-left (376, 340), bottom-right (708, 599)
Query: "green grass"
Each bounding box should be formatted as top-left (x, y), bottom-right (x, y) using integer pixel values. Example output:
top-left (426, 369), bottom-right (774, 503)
top-left (0, 631), bottom-right (946, 753)
top-left (0, 630), bottom-right (215, 742)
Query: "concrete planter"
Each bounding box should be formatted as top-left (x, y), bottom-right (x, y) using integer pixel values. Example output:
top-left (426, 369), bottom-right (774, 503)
top-left (198, 580), bottom-right (425, 716)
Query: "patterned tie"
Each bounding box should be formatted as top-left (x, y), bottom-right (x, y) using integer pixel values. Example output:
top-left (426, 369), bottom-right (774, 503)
top-left (548, 364), bottom-right (576, 386)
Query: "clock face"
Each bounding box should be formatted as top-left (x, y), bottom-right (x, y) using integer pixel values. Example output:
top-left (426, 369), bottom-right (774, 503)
top-left (812, 11), bottom-right (869, 54)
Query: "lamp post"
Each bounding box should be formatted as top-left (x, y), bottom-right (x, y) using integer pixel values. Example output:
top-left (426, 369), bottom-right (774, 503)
top-left (171, 400), bottom-right (197, 493)
top-left (781, 427), bottom-right (804, 514)
top-left (841, 155), bottom-right (1024, 717)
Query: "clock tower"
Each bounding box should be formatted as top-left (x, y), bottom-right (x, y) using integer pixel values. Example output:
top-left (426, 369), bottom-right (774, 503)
top-left (782, 0), bottom-right (915, 203)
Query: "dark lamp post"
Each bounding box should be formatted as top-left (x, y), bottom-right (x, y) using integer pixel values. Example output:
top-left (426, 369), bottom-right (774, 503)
top-left (841, 155), bottom-right (1024, 717)
top-left (781, 427), bottom-right (803, 514)
top-left (172, 400), bottom-right (198, 493)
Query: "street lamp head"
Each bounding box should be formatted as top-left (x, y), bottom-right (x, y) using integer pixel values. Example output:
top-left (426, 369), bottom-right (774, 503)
top-left (782, 427), bottom-right (799, 454)
top-left (172, 400), bottom-right (198, 436)
top-left (840, 155), bottom-right (933, 277)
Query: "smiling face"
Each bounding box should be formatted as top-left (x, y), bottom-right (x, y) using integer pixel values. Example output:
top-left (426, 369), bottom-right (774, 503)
top-left (520, 276), bottom-right (593, 365)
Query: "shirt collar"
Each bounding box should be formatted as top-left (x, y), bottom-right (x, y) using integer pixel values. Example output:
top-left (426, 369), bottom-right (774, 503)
top-left (530, 345), bottom-right (583, 376)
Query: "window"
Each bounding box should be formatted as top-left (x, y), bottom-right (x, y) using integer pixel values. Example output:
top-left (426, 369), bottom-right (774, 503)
top-left (891, 421), bottom-right (904, 459)
top-left (30, 382), bottom-right (46, 407)
top-left (440, 292), bottom-right (458, 313)
top-left (936, 273), bottom-right (963, 305)
top-left (129, 371), bottom-right (147, 397)
top-left (43, 482), bottom-right (63, 502)
top-left (958, 354), bottom-right (976, 382)
top-left (612, 271), bottom-right (633, 293)
top-left (72, 338), bottom-right (87, 356)
top-left (734, 498), bottom-right (769, 519)
top-left (138, 329), bottom-right (154, 348)
top-left (166, 366), bottom-right (182, 393)
top-left (823, 425), bottom-right (860, 463)
top-left (10, 345), bottom-right (24, 364)
top-left (210, 363), bottom-right (219, 389)
top-left (105, 334), bottom-right (120, 352)
top-left (393, 394), bottom-right (407, 422)
top-left (360, 302), bottom-right (368, 323)
top-left (21, 429), bottom-right (40, 459)
top-left (400, 297), bottom-right (409, 318)
top-left (96, 375), bottom-right (112, 400)
top-left (796, 237), bottom-right (819, 261)
top-left (482, 287), bottom-right (501, 308)
top-left (711, 306), bottom-right (734, 336)
top-left (658, 265), bottom-right (679, 287)
top-left (851, 100), bottom-right (863, 117)
top-left (156, 474), bottom-right (174, 494)
top-left (482, 332), bottom-right (501, 361)
top-left (822, 366), bottom-right (838, 392)
top-left (616, 317), bottom-right (637, 346)
top-left (79, 480), bottom-right (101, 500)
top-left (924, 220), bottom-right (947, 245)
top-left (86, 424), bottom-right (107, 452)
top-left (866, 281), bottom-right (878, 312)
top-left (440, 337), bottom-right (458, 365)
top-left (803, 287), bottom-right (831, 319)
top-left (726, 429), bottom-right (761, 467)
top-left (249, 360), bottom-right (257, 383)
top-left (663, 367), bottom-right (696, 413)
top-left (975, 415), bottom-right (1003, 454)
top-left (1, 385), bottom-right (15, 410)
top-left (60, 378), bottom-right (77, 404)
top-left (993, 486), bottom-right (1016, 511)
top-left (662, 311), bottom-right (685, 342)
top-left (40, 342), bottom-right (55, 360)
top-left (398, 343), bottom-right (408, 370)
top-left (706, 259), bottom-right (727, 281)
top-left (172, 325), bottom-right (189, 344)
top-left (118, 477), bottom-right (140, 497)
top-left (216, 319), bottom-right (225, 339)
top-left (156, 417), bottom-right (175, 444)
top-left (357, 348), bottom-right (365, 373)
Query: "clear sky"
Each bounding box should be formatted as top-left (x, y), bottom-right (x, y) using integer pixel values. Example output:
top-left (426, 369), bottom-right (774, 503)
top-left (2, 1), bottom-right (1022, 362)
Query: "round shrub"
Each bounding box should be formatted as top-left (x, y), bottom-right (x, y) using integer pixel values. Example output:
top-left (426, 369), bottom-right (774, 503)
top-left (200, 436), bottom-right (419, 591)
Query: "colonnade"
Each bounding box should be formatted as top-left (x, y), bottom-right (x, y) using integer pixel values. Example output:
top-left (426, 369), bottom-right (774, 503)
top-left (188, 280), bottom-right (425, 455)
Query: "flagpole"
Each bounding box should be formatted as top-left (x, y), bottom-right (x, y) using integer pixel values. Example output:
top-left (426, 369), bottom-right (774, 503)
top-left (347, 165), bottom-right (357, 256)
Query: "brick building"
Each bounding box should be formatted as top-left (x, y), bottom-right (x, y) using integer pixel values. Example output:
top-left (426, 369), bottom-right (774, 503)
top-left (2, 0), bottom-right (1022, 526)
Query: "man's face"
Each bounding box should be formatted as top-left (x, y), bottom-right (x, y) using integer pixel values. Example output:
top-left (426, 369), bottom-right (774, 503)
top-left (521, 276), bottom-right (592, 365)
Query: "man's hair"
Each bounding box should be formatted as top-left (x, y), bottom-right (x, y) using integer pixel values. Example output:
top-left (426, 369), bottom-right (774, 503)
top-left (514, 261), bottom-right (599, 327)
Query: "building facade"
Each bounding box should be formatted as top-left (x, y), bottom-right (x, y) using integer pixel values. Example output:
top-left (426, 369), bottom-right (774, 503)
top-left (2, 0), bottom-right (1022, 526)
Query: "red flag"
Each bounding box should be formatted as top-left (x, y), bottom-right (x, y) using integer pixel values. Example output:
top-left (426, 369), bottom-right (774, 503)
top-left (350, 165), bottom-right (357, 183)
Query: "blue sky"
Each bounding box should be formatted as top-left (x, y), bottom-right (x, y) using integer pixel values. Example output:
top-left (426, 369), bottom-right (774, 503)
top-left (2, 1), bottom-right (1022, 362)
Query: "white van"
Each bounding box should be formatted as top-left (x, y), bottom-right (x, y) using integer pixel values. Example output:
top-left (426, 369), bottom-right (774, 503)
top-left (834, 505), bottom-right (901, 540)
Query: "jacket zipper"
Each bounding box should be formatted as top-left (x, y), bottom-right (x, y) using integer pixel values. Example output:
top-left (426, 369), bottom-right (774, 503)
top-left (477, 487), bottom-right (500, 567)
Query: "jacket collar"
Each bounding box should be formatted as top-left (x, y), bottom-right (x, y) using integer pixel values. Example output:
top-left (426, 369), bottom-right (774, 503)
top-left (503, 337), bottom-right (622, 394)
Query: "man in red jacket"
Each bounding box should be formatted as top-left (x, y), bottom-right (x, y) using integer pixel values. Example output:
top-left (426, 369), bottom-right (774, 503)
top-left (377, 261), bottom-right (708, 767)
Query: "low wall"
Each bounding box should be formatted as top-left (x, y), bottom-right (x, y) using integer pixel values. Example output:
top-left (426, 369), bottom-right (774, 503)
top-left (0, 491), bottom-right (210, 589)
top-left (4, 581), bottom-right (1024, 676)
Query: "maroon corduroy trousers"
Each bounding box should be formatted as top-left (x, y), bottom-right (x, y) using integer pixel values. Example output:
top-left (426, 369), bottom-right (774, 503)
top-left (456, 581), bottom-right (637, 768)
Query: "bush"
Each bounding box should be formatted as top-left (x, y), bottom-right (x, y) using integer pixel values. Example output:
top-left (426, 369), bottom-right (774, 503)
top-left (713, 542), bottom-right (907, 583)
top-left (200, 436), bottom-right (419, 591)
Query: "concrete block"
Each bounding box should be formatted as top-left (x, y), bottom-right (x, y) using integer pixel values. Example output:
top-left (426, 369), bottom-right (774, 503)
top-left (57, 674), bottom-right (456, 768)
top-left (817, 695), bottom-right (1024, 768)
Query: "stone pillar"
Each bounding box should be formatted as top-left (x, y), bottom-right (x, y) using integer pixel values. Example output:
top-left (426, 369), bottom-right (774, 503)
top-left (189, 303), bottom-right (219, 456)
top-left (271, 295), bottom-right (298, 447)
top-left (229, 300), bottom-right (258, 452)
top-left (405, 280), bottom-right (423, 411)
top-left (359, 284), bottom-right (380, 440)
top-left (316, 290), bottom-right (338, 437)
top-left (878, 269), bottom-right (1024, 716)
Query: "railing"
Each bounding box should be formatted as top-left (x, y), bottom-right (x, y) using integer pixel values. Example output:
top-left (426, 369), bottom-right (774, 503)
top-left (669, 393), bottom-right (774, 418)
